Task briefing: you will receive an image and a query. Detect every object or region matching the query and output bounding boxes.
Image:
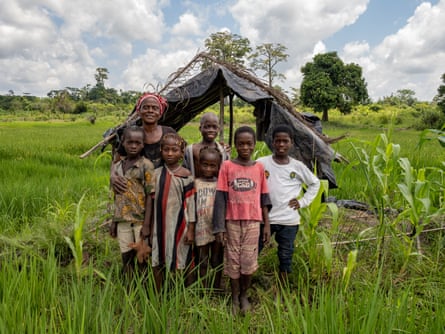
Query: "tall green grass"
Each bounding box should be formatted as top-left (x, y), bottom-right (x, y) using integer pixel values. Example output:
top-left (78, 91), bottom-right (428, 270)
top-left (1, 119), bottom-right (444, 332)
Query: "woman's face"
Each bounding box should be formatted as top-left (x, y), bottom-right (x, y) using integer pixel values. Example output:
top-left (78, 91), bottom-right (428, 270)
top-left (138, 97), bottom-right (161, 124)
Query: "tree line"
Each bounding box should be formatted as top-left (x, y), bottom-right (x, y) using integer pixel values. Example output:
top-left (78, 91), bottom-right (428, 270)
top-left (1, 31), bottom-right (445, 123)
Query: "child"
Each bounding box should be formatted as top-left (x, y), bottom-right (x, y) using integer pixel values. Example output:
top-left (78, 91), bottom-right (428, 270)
top-left (183, 112), bottom-right (229, 177)
top-left (183, 112), bottom-right (228, 287)
top-left (213, 126), bottom-right (272, 314)
top-left (110, 126), bottom-right (155, 280)
top-left (194, 147), bottom-right (223, 289)
top-left (151, 133), bottom-right (196, 291)
top-left (257, 124), bottom-right (320, 287)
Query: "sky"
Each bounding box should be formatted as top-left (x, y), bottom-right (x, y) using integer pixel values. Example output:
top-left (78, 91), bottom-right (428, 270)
top-left (1, 0), bottom-right (444, 102)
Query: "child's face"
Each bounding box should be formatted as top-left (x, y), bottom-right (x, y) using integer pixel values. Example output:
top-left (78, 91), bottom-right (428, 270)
top-left (199, 152), bottom-right (220, 179)
top-left (122, 131), bottom-right (144, 158)
top-left (199, 117), bottom-right (219, 142)
top-left (138, 98), bottom-right (161, 124)
top-left (161, 137), bottom-right (183, 166)
top-left (235, 132), bottom-right (255, 161)
top-left (272, 132), bottom-right (292, 157)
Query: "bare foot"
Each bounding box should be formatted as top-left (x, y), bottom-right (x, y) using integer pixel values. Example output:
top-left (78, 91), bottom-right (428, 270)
top-left (232, 298), bottom-right (240, 315)
top-left (240, 295), bottom-right (251, 314)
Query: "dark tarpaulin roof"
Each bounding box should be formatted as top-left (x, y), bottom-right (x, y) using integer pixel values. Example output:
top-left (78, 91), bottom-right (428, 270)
top-left (160, 64), bottom-right (337, 188)
top-left (162, 65), bottom-right (273, 130)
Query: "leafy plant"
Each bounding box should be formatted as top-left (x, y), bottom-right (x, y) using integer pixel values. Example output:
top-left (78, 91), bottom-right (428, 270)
top-left (299, 180), bottom-right (338, 276)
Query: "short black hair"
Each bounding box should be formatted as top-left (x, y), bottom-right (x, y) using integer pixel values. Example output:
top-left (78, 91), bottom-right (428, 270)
top-left (199, 146), bottom-right (222, 164)
top-left (272, 124), bottom-right (293, 140)
top-left (122, 125), bottom-right (145, 141)
top-left (234, 126), bottom-right (256, 144)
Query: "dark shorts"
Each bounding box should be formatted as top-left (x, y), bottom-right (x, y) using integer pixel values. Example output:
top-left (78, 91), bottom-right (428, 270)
top-left (259, 224), bottom-right (299, 273)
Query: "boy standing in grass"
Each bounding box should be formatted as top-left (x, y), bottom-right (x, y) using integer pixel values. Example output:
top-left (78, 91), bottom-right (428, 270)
top-left (213, 126), bottom-right (271, 314)
top-left (110, 126), bottom-right (155, 280)
top-left (183, 112), bottom-right (228, 287)
top-left (194, 147), bottom-right (223, 290)
top-left (257, 124), bottom-right (320, 287)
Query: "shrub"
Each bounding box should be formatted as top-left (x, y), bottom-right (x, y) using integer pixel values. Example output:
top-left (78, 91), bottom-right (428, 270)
top-left (416, 109), bottom-right (445, 130)
top-left (73, 102), bottom-right (88, 114)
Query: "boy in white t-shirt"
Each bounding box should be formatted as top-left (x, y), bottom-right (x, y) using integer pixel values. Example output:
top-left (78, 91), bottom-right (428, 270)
top-left (257, 124), bottom-right (320, 286)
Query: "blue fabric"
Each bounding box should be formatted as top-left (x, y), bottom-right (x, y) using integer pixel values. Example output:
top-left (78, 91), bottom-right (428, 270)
top-left (259, 224), bottom-right (299, 273)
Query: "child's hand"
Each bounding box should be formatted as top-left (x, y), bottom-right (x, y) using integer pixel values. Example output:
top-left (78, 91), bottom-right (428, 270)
top-left (185, 226), bottom-right (195, 245)
top-left (215, 232), bottom-right (225, 245)
top-left (109, 221), bottom-right (118, 238)
top-left (262, 224), bottom-right (271, 244)
top-left (111, 174), bottom-right (128, 194)
top-left (129, 239), bottom-right (151, 264)
top-left (288, 198), bottom-right (300, 210)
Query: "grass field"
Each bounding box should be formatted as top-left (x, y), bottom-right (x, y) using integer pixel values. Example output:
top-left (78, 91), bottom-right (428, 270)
top-left (0, 115), bottom-right (444, 333)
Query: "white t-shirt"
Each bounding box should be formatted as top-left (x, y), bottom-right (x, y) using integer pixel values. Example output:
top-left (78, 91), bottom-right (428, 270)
top-left (257, 155), bottom-right (320, 225)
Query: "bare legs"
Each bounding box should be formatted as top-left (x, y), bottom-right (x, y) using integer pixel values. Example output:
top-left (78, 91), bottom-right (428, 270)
top-left (231, 274), bottom-right (252, 314)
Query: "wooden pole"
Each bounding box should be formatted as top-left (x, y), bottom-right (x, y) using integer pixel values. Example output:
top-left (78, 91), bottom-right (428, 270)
top-left (219, 83), bottom-right (224, 143)
top-left (229, 92), bottom-right (234, 147)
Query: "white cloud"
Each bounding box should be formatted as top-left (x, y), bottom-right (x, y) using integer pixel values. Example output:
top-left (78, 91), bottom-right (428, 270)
top-left (1, 0), bottom-right (444, 102)
top-left (229, 0), bottom-right (369, 94)
top-left (121, 48), bottom-right (197, 92)
top-left (344, 1), bottom-right (445, 100)
top-left (171, 12), bottom-right (201, 36)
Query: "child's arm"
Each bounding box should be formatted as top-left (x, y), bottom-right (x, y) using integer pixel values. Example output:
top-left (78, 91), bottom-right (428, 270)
top-left (289, 165), bottom-right (321, 210)
top-left (110, 160), bottom-right (128, 194)
top-left (261, 206), bottom-right (271, 243)
top-left (260, 186), bottom-right (272, 243)
top-left (141, 161), bottom-right (156, 244)
top-left (213, 190), bottom-right (227, 244)
top-left (141, 195), bottom-right (153, 244)
top-left (185, 222), bottom-right (195, 245)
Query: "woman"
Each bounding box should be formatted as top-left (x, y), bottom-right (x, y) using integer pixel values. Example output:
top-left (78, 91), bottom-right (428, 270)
top-left (111, 92), bottom-right (176, 194)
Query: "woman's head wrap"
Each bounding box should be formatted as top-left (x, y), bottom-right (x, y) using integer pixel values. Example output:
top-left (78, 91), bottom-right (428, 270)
top-left (136, 93), bottom-right (168, 116)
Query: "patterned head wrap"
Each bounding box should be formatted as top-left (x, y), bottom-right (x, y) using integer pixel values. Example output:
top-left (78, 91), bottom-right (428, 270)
top-left (136, 93), bottom-right (168, 116)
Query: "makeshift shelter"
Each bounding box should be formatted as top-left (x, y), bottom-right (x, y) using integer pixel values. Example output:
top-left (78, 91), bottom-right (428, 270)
top-left (81, 53), bottom-right (339, 188)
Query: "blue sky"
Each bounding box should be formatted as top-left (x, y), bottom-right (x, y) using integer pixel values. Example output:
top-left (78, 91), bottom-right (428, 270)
top-left (1, 0), bottom-right (444, 101)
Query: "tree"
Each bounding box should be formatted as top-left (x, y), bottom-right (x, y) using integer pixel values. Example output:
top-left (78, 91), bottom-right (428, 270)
top-left (290, 87), bottom-right (301, 106)
top-left (94, 67), bottom-right (109, 88)
top-left (300, 52), bottom-right (369, 121)
top-left (435, 73), bottom-right (445, 114)
top-left (204, 31), bottom-right (251, 67)
top-left (395, 89), bottom-right (417, 106)
top-left (249, 43), bottom-right (289, 87)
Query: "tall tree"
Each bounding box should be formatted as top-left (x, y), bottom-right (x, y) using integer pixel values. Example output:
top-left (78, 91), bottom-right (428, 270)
top-left (300, 52), bottom-right (369, 121)
top-left (435, 73), bottom-right (445, 114)
top-left (204, 31), bottom-right (251, 67)
top-left (395, 89), bottom-right (417, 106)
top-left (94, 67), bottom-right (109, 88)
top-left (249, 43), bottom-right (289, 87)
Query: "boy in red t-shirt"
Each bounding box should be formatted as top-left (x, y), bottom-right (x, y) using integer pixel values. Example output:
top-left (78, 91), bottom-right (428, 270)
top-left (213, 126), bottom-right (271, 314)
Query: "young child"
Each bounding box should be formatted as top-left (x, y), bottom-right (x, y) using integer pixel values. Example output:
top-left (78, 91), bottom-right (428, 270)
top-left (213, 126), bottom-right (272, 314)
top-left (183, 112), bottom-right (228, 287)
top-left (110, 126), bottom-right (155, 280)
top-left (257, 124), bottom-right (320, 287)
top-left (151, 133), bottom-right (196, 291)
top-left (194, 147), bottom-right (223, 289)
top-left (183, 112), bottom-right (229, 177)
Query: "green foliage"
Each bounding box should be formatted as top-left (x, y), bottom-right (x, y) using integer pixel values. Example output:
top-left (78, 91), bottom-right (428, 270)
top-left (416, 108), bottom-right (445, 130)
top-left (342, 249), bottom-right (357, 292)
top-left (204, 31), bottom-right (252, 67)
top-left (73, 101), bottom-right (88, 114)
top-left (299, 180), bottom-right (338, 276)
top-left (249, 43), bottom-right (289, 87)
top-left (300, 52), bottom-right (369, 121)
top-left (1, 118), bottom-right (445, 332)
top-left (435, 72), bottom-right (445, 114)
